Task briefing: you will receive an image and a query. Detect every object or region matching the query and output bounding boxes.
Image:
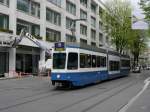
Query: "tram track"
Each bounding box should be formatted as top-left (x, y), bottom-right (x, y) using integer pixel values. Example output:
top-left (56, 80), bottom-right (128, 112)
top-left (0, 75), bottom-right (140, 112)
top-left (81, 81), bottom-right (138, 112)
top-left (55, 77), bottom-right (139, 112)
top-left (0, 88), bottom-right (67, 111)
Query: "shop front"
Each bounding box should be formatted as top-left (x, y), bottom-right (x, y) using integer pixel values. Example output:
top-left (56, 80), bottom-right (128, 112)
top-left (0, 48), bottom-right (9, 77)
top-left (16, 46), bottom-right (40, 75)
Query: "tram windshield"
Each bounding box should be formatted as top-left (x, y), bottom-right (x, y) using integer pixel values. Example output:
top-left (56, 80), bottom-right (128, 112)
top-left (67, 53), bottom-right (78, 70)
top-left (53, 53), bottom-right (66, 69)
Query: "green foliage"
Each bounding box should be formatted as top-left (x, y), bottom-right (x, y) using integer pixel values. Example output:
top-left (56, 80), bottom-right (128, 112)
top-left (101, 0), bottom-right (148, 66)
top-left (128, 30), bottom-right (147, 66)
top-left (140, 0), bottom-right (150, 36)
top-left (102, 0), bottom-right (131, 54)
top-left (139, 0), bottom-right (150, 21)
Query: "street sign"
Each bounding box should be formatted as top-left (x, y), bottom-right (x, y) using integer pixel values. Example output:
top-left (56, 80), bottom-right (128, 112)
top-left (54, 42), bottom-right (65, 51)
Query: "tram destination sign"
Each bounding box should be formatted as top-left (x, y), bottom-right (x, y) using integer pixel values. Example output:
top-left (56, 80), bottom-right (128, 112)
top-left (54, 42), bottom-right (65, 51)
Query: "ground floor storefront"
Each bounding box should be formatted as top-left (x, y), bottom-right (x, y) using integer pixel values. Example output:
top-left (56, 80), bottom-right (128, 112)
top-left (16, 46), bottom-right (40, 75)
top-left (0, 46), bottom-right (41, 77)
top-left (0, 50), bottom-right (9, 77)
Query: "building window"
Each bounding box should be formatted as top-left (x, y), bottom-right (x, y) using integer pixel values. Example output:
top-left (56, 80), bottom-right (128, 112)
top-left (17, 0), bottom-right (29, 13)
top-left (47, 0), bottom-right (61, 7)
top-left (80, 24), bottom-right (87, 36)
top-left (80, 0), bottom-right (87, 8)
top-left (80, 38), bottom-right (87, 45)
top-left (66, 0), bottom-right (76, 16)
top-left (80, 9), bottom-right (87, 19)
top-left (91, 42), bottom-right (96, 47)
top-left (0, 14), bottom-right (9, 29)
top-left (66, 34), bottom-right (76, 42)
top-left (46, 8), bottom-right (61, 26)
top-left (66, 17), bottom-right (75, 30)
top-left (99, 33), bottom-right (103, 42)
top-left (46, 28), bottom-right (61, 42)
top-left (99, 6), bottom-right (103, 17)
top-left (99, 21), bottom-right (103, 30)
top-left (91, 3), bottom-right (96, 14)
top-left (17, 19), bottom-right (40, 36)
top-left (91, 16), bottom-right (96, 27)
top-left (0, 0), bottom-right (9, 6)
top-left (17, 0), bottom-right (40, 18)
top-left (106, 36), bottom-right (109, 44)
top-left (31, 2), bottom-right (40, 18)
top-left (91, 29), bottom-right (96, 40)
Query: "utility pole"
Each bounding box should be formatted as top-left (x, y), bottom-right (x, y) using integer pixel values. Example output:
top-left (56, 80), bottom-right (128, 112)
top-left (70, 19), bottom-right (87, 42)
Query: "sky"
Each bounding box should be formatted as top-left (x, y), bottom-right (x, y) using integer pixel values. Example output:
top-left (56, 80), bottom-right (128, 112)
top-left (131, 0), bottom-right (149, 29)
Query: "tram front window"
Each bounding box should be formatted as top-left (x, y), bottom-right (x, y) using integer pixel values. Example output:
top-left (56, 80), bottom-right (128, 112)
top-left (67, 53), bottom-right (78, 70)
top-left (53, 53), bottom-right (66, 69)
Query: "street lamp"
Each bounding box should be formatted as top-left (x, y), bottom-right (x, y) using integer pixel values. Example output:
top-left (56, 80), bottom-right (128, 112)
top-left (69, 19), bottom-right (87, 42)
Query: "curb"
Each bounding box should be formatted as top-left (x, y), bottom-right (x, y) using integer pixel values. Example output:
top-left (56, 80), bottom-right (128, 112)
top-left (0, 75), bottom-right (33, 81)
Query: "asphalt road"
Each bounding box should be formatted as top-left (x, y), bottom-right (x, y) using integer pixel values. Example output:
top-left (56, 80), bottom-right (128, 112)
top-left (0, 71), bottom-right (149, 112)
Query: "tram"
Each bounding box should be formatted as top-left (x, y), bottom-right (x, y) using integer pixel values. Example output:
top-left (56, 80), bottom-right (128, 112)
top-left (51, 42), bottom-right (130, 87)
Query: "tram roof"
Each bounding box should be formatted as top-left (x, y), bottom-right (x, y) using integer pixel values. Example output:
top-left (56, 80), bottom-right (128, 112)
top-left (65, 42), bottom-right (107, 53)
top-left (108, 50), bottom-right (120, 56)
top-left (120, 54), bottom-right (130, 58)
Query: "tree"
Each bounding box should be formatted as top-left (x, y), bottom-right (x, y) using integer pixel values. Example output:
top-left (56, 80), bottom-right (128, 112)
top-left (101, 0), bottom-right (148, 66)
top-left (140, 0), bottom-right (150, 34)
top-left (101, 0), bottom-right (131, 54)
top-left (128, 30), bottom-right (147, 66)
top-left (139, 0), bottom-right (150, 21)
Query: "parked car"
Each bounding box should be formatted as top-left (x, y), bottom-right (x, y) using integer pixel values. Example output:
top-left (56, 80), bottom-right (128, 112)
top-left (132, 66), bottom-right (141, 73)
top-left (146, 66), bottom-right (150, 70)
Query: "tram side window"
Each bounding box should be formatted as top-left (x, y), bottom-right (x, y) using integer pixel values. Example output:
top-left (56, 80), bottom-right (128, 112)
top-left (80, 53), bottom-right (86, 68)
top-left (109, 61), bottom-right (120, 71)
top-left (67, 53), bottom-right (78, 70)
top-left (87, 54), bottom-right (91, 67)
top-left (92, 55), bottom-right (96, 67)
top-left (96, 56), bottom-right (100, 67)
top-left (109, 61), bottom-right (113, 71)
top-left (100, 56), bottom-right (106, 67)
top-left (121, 60), bottom-right (130, 67)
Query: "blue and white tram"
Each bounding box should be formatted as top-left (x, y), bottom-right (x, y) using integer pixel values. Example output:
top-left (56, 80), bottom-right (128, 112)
top-left (51, 43), bottom-right (130, 87)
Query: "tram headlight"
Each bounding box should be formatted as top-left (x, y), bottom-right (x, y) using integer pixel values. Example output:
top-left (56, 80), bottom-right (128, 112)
top-left (57, 74), bottom-right (60, 79)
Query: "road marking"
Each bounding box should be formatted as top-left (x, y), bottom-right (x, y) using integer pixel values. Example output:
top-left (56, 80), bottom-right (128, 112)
top-left (118, 77), bottom-right (150, 112)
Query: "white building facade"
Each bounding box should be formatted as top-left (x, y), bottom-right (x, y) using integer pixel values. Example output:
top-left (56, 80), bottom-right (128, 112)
top-left (0, 0), bottom-right (108, 77)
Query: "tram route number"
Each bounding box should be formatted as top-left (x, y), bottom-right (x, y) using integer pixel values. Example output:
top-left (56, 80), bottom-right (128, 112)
top-left (55, 42), bottom-right (65, 51)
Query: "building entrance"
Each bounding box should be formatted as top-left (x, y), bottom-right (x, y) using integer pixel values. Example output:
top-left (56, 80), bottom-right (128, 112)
top-left (16, 46), bottom-right (40, 75)
top-left (0, 52), bottom-right (9, 77)
top-left (16, 54), bottom-right (40, 75)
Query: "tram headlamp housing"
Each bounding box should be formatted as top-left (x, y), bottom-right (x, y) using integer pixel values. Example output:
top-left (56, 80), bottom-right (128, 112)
top-left (57, 74), bottom-right (60, 79)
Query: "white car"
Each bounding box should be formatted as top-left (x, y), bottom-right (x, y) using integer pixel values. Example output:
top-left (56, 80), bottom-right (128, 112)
top-left (132, 66), bottom-right (141, 73)
top-left (146, 66), bottom-right (150, 70)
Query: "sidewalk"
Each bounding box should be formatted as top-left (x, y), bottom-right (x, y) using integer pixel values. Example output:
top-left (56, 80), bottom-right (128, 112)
top-left (0, 75), bottom-right (33, 80)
